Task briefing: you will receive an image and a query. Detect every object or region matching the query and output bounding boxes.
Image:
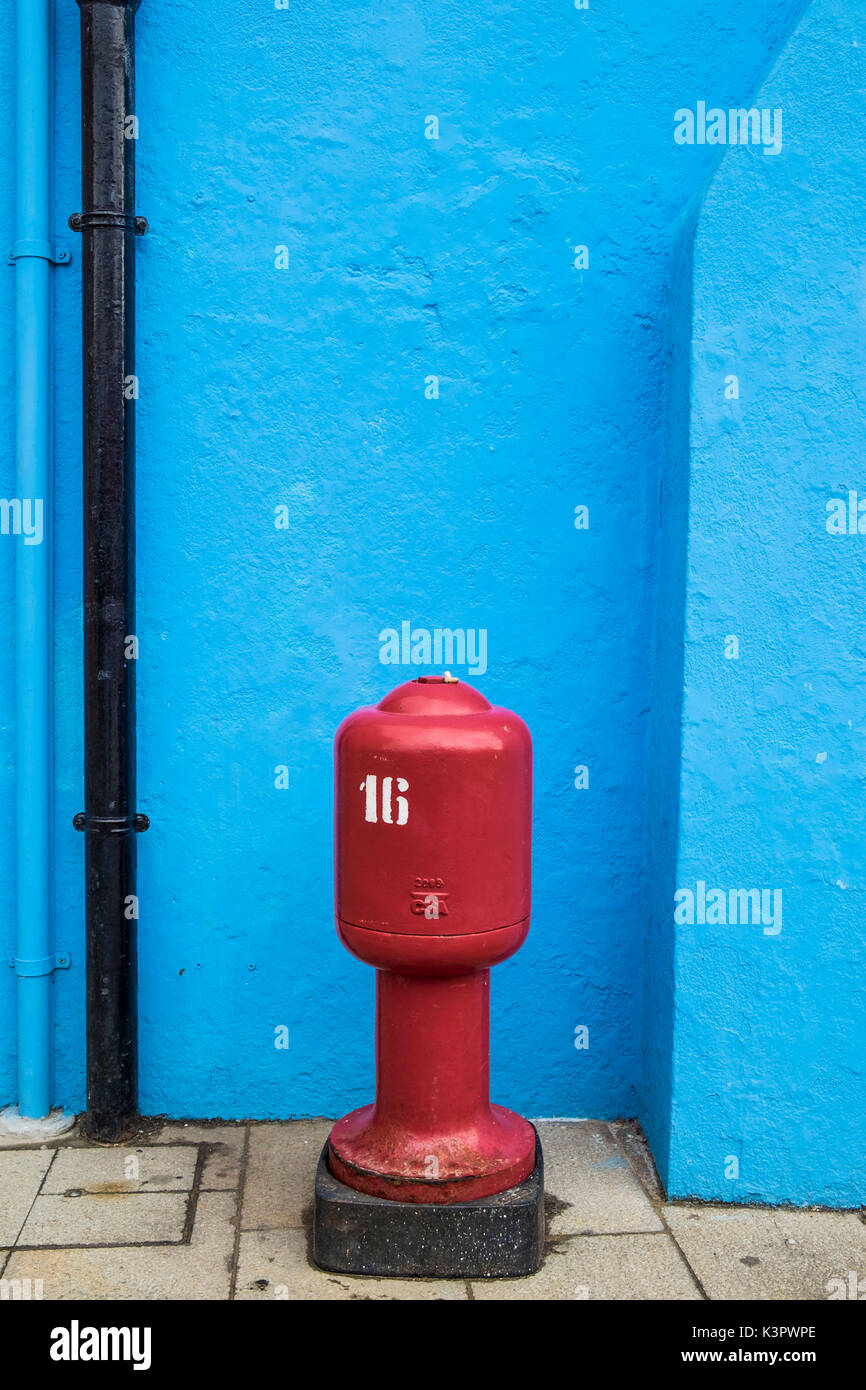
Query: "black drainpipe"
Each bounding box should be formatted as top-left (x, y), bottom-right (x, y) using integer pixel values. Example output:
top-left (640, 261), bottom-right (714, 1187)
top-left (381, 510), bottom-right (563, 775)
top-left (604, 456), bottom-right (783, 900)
top-left (70, 0), bottom-right (148, 1143)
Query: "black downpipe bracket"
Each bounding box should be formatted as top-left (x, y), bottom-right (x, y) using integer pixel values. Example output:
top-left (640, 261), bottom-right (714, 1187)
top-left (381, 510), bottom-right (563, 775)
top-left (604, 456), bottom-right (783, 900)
top-left (71, 0), bottom-right (148, 1142)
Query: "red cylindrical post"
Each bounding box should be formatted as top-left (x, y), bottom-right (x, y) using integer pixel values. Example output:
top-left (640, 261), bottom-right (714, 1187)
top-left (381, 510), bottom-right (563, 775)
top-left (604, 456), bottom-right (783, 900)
top-left (375, 971), bottom-right (491, 1132)
top-left (328, 675), bottom-right (535, 1204)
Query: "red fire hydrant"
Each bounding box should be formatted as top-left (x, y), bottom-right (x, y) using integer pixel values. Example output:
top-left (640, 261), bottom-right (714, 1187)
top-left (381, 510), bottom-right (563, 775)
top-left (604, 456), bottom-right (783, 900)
top-left (328, 674), bottom-right (535, 1205)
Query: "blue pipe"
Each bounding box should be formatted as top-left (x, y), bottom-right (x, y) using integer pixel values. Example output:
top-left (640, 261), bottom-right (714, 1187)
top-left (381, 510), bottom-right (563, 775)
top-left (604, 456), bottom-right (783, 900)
top-left (14, 0), bottom-right (54, 1120)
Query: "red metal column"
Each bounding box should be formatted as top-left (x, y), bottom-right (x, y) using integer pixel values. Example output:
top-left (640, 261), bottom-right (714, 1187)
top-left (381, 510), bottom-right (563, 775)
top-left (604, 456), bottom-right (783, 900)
top-left (376, 970), bottom-right (491, 1131)
top-left (328, 675), bottom-right (535, 1204)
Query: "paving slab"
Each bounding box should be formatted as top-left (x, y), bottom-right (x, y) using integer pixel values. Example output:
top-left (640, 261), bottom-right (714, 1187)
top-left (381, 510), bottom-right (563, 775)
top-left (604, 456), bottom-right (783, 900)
top-left (44, 1145), bottom-right (197, 1194)
top-left (664, 1204), bottom-right (866, 1301)
top-left (235, 1228), bottom-right (468, 1300)
top-left (0, 1150), bottom-right (53, 1245)
top-left (3, 1193), bottom-right (235, 1300)
top-left (152, 1124), bottom-right (245, 1190)
top-left (241, 1119), bottom-right (332, 1230)
top-left (536, 1121), bottom-right (664, 1236)
top-left (472, 1233), bottom-right (702, 1300)
top-left (17, 1191), bottom-right (189, 1248)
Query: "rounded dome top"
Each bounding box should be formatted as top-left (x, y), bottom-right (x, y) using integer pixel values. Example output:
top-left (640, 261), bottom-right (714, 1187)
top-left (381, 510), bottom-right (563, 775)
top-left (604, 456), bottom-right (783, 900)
top-left (376, 675), bottom-right (493, 716)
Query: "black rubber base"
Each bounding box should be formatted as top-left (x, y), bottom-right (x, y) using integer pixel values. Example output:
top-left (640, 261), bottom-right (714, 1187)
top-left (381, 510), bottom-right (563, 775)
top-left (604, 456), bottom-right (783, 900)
top-left (313, 1129), bottom-right (544, 1279)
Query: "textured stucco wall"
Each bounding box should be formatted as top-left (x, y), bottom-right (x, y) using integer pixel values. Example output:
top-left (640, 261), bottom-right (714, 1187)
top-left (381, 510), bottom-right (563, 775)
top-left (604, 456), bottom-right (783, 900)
top-left (0, 0), bottom-right (845, 1205)
top-left (664, 0), bottom-right (866, 1206)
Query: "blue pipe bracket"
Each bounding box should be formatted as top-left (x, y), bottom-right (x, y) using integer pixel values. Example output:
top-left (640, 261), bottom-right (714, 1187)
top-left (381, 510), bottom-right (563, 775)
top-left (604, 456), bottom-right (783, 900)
top-left (7, 240), bottom-right (72, 266)
top-left (10, 954), bottom-right (71, 978)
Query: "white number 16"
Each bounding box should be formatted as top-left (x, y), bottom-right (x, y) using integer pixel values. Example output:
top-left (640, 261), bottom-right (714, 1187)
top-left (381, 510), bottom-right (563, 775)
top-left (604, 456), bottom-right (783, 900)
top-left (361, 774), bottom-right (409, 825)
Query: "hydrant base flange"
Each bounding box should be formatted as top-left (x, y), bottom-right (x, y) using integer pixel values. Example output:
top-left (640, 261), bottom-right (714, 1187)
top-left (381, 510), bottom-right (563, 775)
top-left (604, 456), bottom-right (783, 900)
top-left (328, 1101), bottom-right (536, 1204)
top-left (313, 1130), bottom-right (544, 1279)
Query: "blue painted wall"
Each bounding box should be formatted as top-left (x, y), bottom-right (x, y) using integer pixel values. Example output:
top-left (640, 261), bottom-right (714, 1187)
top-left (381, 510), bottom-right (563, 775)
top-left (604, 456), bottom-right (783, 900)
top-left (1, 0), bottom-right (860, 1205)
top-left (655, 0), bottom-right (866, 1207)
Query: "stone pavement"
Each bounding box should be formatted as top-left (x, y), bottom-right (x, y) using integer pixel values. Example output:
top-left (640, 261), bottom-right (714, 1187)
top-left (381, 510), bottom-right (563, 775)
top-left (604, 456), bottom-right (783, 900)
top-left (0, 1118), bottom-right (862, 1300)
